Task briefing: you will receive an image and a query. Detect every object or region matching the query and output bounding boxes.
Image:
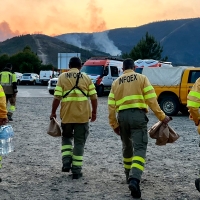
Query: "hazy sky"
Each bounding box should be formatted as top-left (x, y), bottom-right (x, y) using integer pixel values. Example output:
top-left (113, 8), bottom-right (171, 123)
top-left (0, 0), bottom-right (200, 41)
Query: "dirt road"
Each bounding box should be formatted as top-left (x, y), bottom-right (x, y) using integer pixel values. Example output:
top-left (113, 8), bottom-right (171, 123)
top-left (1, 96), bottom-right (200, 200)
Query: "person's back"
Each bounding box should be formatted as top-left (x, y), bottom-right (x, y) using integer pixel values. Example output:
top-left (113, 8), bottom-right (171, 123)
top-left (108, 58), bottom-right (170, 199)
top-left (50, 57), bottom-right (97, 179)
top-left (55, 70), bottom-right (95, 123)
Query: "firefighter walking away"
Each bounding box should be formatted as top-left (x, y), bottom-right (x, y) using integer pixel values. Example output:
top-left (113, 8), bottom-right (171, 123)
top-left (0, 63), bottom-right (18, 121)
top-left (108, 58), bottom-right (170, 199)
top-left (50, 57), bottom-right (98, 179)
top-left (187, 77), bottom-right (200, 192)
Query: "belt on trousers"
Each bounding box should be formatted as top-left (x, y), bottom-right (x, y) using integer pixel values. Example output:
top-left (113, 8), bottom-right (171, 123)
top-left (118, 108), bottom-right (146, 113)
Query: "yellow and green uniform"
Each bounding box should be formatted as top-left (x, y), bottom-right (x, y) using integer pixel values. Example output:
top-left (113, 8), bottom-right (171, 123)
top-left (108, 69), bottom-right (165, 181)
top-left (54, 68), bottom-right (97, 174)
top-left (187, 77), bottom-right (200, 133)
top-left (0, 85), bottom-right (7, 170)
top-left (0, 70), bottom-right (17, 118)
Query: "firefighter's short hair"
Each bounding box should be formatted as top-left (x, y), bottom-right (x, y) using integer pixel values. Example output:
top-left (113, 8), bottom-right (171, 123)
top-left (123, 58), bottom-right (134, 70)
top-left (69, 57), bottom-right (82, 69)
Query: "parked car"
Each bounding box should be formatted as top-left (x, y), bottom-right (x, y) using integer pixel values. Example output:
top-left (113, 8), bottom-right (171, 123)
top-left (20, 73), bottom-right (40, 85)
top-left (14, 72), bottom-right (23, 85)
top-left (47, 78), bottom-right (58, 95)
top-left (39, 70), bottom-right (58, 85)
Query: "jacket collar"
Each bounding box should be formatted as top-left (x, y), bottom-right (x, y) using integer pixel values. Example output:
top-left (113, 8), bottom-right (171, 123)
top-left (123, 69), bottom-right (135, 74)
top-left (69, 68), bottom-right (79, 73)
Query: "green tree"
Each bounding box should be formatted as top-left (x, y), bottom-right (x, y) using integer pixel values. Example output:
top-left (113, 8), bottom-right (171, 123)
top-left (123, 32), bottom-right (168, 61)
top-left (0, 54), bottom-right (10, 70)
top-left (10, 46), bottom-right (42, 73)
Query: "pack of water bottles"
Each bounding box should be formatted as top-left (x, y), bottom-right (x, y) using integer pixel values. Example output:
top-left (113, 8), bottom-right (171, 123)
top-left (0, 125), bottom-right (14, 155)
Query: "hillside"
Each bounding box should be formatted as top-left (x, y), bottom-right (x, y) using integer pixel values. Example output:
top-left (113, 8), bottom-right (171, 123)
top-left (56, 18), bottom-right (200, 66)
top-left (0, 34), bottom-right (109, 67)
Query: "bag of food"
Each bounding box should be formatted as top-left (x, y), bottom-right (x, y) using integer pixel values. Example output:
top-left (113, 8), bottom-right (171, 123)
top-left (47, 117), bottom-right (61, 137)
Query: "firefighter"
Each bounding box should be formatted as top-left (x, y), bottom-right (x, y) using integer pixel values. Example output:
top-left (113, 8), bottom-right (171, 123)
top-left (187, 77), bottom-right (200, 192)
top-left (0, 84), bottom-right (8, 182)
top-left (108, 58), bottom-right (170, 199)
top-left (50, 57), bottom-right (98, 179)
top-left (0, 63), bottom-right (18, 121)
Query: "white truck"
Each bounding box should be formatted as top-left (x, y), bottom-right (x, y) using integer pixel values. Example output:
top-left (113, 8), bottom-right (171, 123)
top-left (48, 53), bottom-right (81, 95)
top-left (40, 70), bottom-right (58, 85)
top-left (81, 57), bottom-right (123, 96)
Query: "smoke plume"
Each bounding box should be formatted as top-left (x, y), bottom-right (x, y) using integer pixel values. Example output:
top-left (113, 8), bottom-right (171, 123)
top-left (0, 21), bottom-right (19, 41)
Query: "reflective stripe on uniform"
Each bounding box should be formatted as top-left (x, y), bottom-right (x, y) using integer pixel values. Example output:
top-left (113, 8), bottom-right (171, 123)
top-left (144, 93), bottom-right (157, 99)
top-left (187, 100), bottom-right (200, 108)
top-left (189, 91), bottom-right (200, 99)
top-left (116, 95), bottom-right (144, 106)
top-left (124, 164), bottom-right (131, 169)
top-left (61, 145), bottom-right (72, 150)
top-left (108, 93), bottom-right (115, 98)
top-left (62, 151), bottom-right (72, 156)
top-left (63, 89), bottom-right (88, 96)
top-left (55, 86), bottom-right (63, 92)
top-left (72, 155), bottom-right (83, 166)
top-left (0, 156), bottom-right (2, 169)
top-left (123, 157), bottom-right (132, 162)
top-left (0, 91), bottom-right (5, 97)
top-left (119, 103), bottom-right (147, 111)
top-left (9, 105), bottom-right (15, 112)
top-left (72, 161), bottom-right (82, 166)
top-left (88, 89), bottom-right (96, 96)
top-left (123, 157), bottom-right (133, 170)
top-left (73, 155), bottom-right (83, 160)
top-left (54, 91), bottom-right (62, 96)
top-left (61, 145), bottom-right (72, 157)
top-left (131, 163), bottom-right (144, 171)
top-left (132, 156), bottom-right (145, 163)
top-left (89, 84), bottom-right (95, 90)
top-left (143, 85), bottom-right (154, 93)
top-left (108, 100), bottom-right (115, 105)
top-left (131, 156), bottom-right (145, 171)
top-left (62, 96), bottom-right (88, 102)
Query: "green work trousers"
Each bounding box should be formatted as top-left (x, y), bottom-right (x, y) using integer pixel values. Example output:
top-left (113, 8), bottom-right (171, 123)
top-left (6, 94), bottom-right (16, 117)
top-left (61, 123), bottom-right (89, 174)
top-left (118, 108), bottom-right (148, 181)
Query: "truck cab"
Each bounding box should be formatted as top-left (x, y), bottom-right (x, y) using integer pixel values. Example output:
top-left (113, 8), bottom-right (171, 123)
top-left (81, 57), bottom-right (123, 96)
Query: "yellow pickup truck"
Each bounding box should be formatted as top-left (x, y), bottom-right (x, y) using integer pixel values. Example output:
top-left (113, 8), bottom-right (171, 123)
top-left (141, 66), bottom-right (200, 116)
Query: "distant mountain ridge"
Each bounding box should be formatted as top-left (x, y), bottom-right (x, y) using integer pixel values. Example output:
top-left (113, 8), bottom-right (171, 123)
top-left (0, 34), bottom-right (109, 67)
top-left (56, 18), bottom-right (200, 66)
top-left (1, 18), bottom-right (200, 66)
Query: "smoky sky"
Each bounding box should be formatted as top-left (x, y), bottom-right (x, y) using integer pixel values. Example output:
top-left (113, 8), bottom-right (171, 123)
top-left (0, 0), bottom-right (199, 41)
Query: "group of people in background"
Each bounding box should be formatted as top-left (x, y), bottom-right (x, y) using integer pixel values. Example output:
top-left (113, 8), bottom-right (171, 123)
top-left (1, 58), bottom-right (200, 199)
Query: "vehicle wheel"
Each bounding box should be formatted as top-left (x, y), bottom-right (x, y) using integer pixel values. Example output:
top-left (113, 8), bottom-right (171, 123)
top-left (159, 96), bottom-right (180, 116)
top-left (17, 79), bottom-right (20, 85)
top-left (49, 90), bottom-right (54, 95)
top-left (32, 80), bottom-right (36, 85)
top-left (97, 85), bottom-right (104, 97)
top-left (180, 105), bottom-right (189, 115)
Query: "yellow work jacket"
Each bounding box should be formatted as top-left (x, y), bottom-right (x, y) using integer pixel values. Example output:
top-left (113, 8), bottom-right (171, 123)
top-left (108, 69), bottom-right (165, 129)
top-left (0, 71), bottom-right (17, 94)
top-left (54, 68), bottom-right (97, 123)
top-left (0, 85), bottom-right (7, 119)
top-left (187, 77), bottom-right (200, 125)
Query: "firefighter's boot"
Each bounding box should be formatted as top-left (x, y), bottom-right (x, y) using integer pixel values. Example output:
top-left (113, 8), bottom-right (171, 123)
top-left (129, 178), bottom-right (141, 199)
top-left (72, 172), bottom-right (83, 180)
top-left (195, 178), bottom-right (200, 192)
top-left (7, 114), bottom-right (13, 121)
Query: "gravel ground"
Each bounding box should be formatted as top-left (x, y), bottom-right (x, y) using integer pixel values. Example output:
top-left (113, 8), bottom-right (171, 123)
top-left (1, 97), bottom-right (200, 200)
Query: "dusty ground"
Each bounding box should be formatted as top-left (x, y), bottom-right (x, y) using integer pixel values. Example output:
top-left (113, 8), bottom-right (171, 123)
top-left (1, 96), bottom-right (200, 200)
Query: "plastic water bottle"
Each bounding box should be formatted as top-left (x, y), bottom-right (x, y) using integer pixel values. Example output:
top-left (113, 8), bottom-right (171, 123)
top-left (0, 125), bottom-right (14, 155)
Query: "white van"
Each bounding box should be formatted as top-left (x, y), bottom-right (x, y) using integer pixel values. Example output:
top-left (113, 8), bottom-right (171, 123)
top-left (39, 70), bottom-right (58, 85)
